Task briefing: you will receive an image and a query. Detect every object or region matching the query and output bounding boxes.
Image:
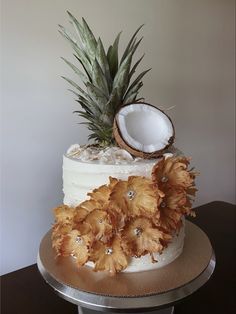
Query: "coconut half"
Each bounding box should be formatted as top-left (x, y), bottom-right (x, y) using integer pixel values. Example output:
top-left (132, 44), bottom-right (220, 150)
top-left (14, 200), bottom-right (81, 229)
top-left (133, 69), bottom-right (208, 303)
top-left (113, 103), bottom-right (175, 158)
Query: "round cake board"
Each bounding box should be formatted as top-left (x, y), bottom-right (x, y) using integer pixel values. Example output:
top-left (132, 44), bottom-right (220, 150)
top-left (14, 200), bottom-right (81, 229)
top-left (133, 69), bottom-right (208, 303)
top-left (37, 221), bottom-right (215, 313)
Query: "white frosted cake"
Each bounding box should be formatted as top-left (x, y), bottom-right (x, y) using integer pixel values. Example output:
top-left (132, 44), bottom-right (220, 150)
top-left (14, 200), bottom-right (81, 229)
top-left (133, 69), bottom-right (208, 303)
top-left (60, 145), bottom-right (185, 272)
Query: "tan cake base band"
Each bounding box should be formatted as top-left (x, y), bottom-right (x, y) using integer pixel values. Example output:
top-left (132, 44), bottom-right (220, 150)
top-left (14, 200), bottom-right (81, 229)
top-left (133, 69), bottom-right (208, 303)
top-left (38, 221), bottom-right (213, 297)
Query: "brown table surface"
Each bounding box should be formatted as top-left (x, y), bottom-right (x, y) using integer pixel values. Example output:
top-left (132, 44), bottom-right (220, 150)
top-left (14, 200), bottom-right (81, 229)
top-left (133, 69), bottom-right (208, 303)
top-left (1, 201), bottom-right (236, 314)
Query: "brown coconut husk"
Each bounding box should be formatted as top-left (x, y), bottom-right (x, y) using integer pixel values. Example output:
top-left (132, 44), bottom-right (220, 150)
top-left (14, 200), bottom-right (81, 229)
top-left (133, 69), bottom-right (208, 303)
top-left (113, 102), bottom-right (175, 159)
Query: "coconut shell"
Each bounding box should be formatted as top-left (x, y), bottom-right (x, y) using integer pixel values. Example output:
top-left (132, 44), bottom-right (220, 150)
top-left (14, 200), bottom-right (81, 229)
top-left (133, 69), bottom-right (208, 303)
top-left (113, 102), bottom-right (175, 159)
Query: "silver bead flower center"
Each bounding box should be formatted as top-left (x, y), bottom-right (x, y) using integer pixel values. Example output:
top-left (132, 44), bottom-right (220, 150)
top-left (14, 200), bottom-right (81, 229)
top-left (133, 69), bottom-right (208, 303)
top-left (76, 236), bottom-right (83, 244)
top-left (105, 248), bottom-right (113, 255)
top-left (134, 227), bottom-right (142, 237)
top-left (161, 176), bottom-right (168, 183)
top-left (161, 201), bottom-right (166, 208)
top-left (127, 190), bottom-right (135, 200)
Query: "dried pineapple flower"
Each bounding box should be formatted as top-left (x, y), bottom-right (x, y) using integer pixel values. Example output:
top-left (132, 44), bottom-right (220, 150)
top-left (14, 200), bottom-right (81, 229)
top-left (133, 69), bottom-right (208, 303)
top-left (154, 187), bottom-right (195, 232)
top-left (60, 229), bottom-right (92, 267)
top-left (152, 156), bottom-right (197, 190)
top-left (74, 199), bottom-right (101, 223)
top-left (121, 217), bottom-right (172, 257)
top-left (88, 177), bottom-right (118, 209)
top-left (153, 205), bottom-right (183, 233)
top-left (109, 176), bottom-right (162, 218)
top-left (107, 208), bottom-right (127, 232)
top-left (180, 192), bottom-right (197, 217)
top-left (85, 209), bottom-right (113, 242)
top-left (53, 205), bottom-right (75, 224)
top-left (90, 237), bottom-right (128, 274)
top-left (52, 223), bottom-right (72, 255)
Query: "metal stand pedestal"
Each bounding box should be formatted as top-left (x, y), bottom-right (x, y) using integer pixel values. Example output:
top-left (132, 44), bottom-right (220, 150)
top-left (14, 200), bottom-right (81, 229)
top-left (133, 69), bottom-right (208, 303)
top-left (78, 306), bottom-right (174, 314)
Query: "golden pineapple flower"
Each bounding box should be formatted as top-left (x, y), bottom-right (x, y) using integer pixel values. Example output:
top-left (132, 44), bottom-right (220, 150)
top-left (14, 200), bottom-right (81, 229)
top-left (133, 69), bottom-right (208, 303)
top-left (90, 237), bottom-right (128, 274)
top-left (121, 217), bottom-right (171, 257)
top-left (87, 177), bottom-right (118, 209)
top-left (85, 209), bottom-right (113, 242)
top-left (109, 176), bottom-right (163, 218)
top-left (180, 192), bottom-right (197, 217)
top-left (153, 187), bottom-right (191, 232)
top-left (52, 223), bottom-right (72, 255)
top-left (74, 199), bottom-right (101, 223)
top-left (60, 228), bottom-right (92, 267)
top-left (53, 205), bottom-right (75, 224)
top-left (153, 206), bottom-right (183, 233)
top-left (152, 156), bottom-right (196, 190)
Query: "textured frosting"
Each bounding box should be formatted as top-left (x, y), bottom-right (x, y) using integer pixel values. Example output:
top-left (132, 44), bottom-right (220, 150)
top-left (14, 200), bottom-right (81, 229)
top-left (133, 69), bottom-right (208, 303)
top-left (63, 155), bottom-right (157, 206)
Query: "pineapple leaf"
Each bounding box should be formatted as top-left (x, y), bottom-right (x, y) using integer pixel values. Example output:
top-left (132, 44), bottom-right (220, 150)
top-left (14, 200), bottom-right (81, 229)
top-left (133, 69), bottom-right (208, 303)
top-left (107, 32), bottom-right (121, 80)
top-left (86, 82), bottom-right (109, 108)
top-left (67, 13), bottom-right (97, 61)
top-left (120, 24), bottom-right (144, 65)
top-left (75, 101), bottom-right (93, 115)
top-left (61, 57), bottom-right (89, 84)
top-left (58, 24), bottom-right (77, 44)
top-left (62, 76), bottom-right (90, 98)
top-left (91, 58), bottom-right (109, 96)
top-left (126, 68), bottom-right (151, 97)
top-left (66, 11), bottom-right (86, 46)
top-left (59, 25), bottom-right (93, 77)
top-left (73, 54), bottom-right (92, 82)
top-left (112, 37), bottom-right (144, 100)
top-left (96, 38), bottom-right (112, 92)
top-left (104, 88), bottom-right (120, 117)
top-left (69, 90), bottom-right (102, 113)
top-left (129, 37), bottom-right (143, 57)
top-left (81, 17), bottom-right (97, 56)
top-left (63, 78), bottom-right (105, 117)
top-left (73, 94), bottom-right (102, 116)
top-left (128, 54), bottom-right (145, 81)
top-left (124, 81), bottom-right (143, 103)
top-left (112, 50), bottom-right (133, 100)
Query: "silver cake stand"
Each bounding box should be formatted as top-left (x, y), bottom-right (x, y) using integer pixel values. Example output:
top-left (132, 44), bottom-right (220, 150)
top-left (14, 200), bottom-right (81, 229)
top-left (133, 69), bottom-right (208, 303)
top-left (37, 221), bottom-right (215, 314)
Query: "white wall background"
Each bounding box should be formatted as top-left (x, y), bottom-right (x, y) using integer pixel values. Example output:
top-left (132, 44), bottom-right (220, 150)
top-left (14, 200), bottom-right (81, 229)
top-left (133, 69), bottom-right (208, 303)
top-left (0, 0), bottom-right (235, 275)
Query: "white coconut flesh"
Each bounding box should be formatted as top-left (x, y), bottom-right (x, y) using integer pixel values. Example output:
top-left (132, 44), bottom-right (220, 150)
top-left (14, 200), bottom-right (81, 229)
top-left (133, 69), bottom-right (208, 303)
top-left (116, 103), bottom-right (174, 153)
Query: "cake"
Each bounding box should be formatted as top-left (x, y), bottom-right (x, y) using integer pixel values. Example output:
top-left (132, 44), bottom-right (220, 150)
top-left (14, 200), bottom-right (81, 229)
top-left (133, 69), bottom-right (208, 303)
top-left (51, 12), bottom-right (198, 275)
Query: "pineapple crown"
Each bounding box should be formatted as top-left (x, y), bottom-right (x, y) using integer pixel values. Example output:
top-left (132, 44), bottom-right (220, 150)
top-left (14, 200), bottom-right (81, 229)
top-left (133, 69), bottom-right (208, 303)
top-left (59, 11), bottom-right (151, 146)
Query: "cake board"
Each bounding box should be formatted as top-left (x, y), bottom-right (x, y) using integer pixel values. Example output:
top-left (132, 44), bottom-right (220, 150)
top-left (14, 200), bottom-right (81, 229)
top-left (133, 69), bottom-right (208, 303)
top-left (37, 221), bottom-right (215, 313)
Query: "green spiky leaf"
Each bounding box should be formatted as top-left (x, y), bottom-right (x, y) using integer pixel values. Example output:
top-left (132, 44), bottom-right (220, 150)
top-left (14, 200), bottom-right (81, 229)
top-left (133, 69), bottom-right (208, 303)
top-left (61, 57), bottom-right (89, 84)
top-left (107, 32), bottom-right (121, 80)
top-left (126, 68), bottom-right (151, 97)
top-left (91, 58), bottom-right (109, 96)
top-left (86, 82), bottom-right (108, 109)
top-left (123, 81), bottom-right (143, 103)
top-left (120, 24), bottom-right (144, 64)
